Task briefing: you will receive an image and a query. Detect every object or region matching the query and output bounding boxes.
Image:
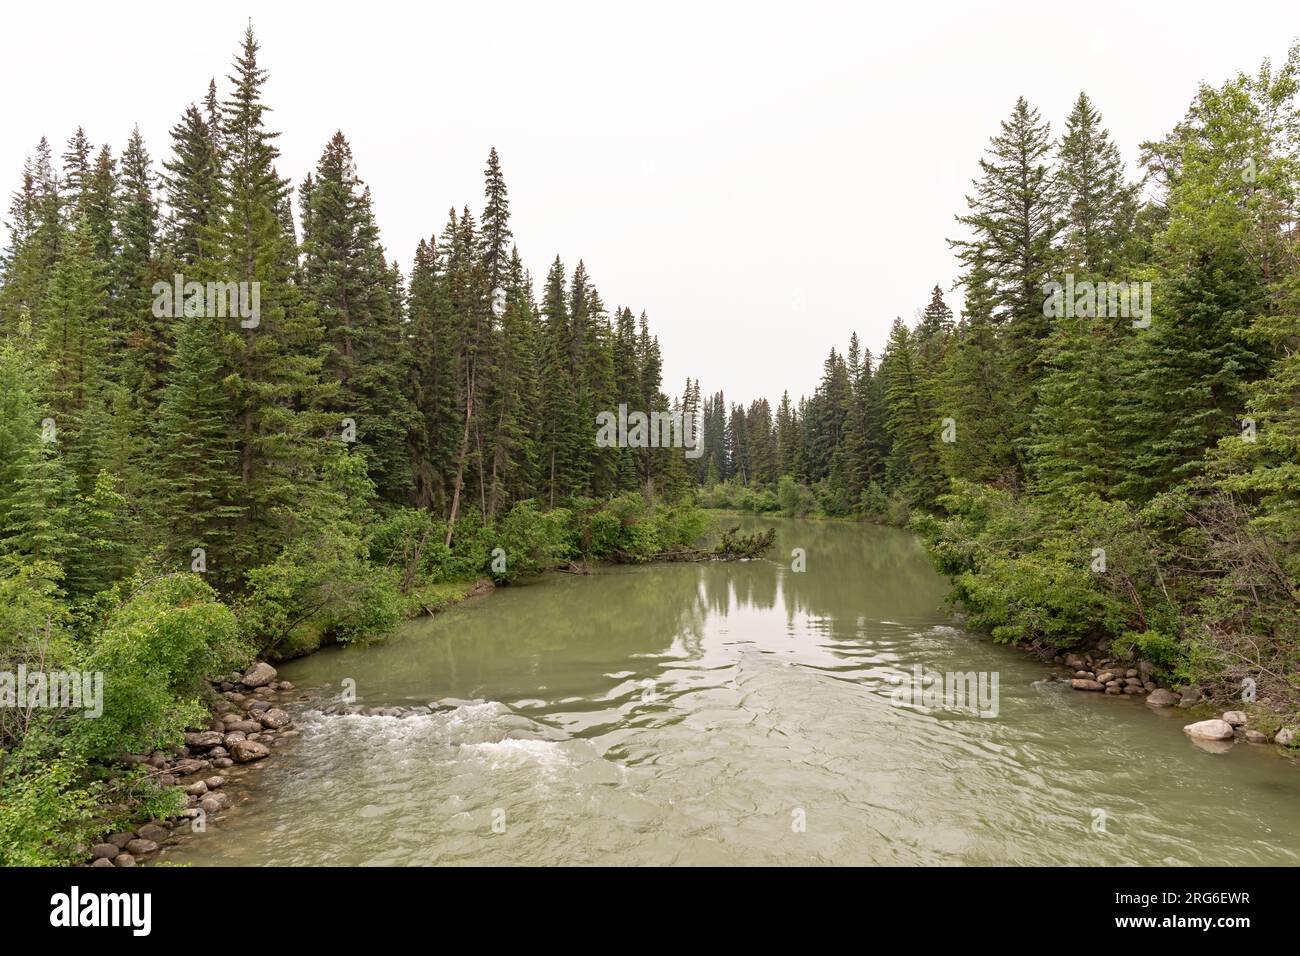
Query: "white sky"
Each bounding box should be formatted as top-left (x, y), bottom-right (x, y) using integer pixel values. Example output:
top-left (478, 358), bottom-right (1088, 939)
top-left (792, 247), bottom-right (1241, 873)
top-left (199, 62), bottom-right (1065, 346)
top-left (3, 1), bottom-right (1296, 405)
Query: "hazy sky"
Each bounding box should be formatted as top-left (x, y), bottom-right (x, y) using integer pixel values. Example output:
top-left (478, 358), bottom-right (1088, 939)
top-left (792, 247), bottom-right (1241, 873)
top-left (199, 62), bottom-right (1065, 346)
top-left (3, 1), bottom-right (1297, 404)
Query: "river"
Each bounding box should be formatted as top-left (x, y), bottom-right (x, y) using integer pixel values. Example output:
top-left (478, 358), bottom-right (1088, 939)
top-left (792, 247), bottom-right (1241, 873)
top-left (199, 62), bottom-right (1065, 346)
top-left (160, 515), bottom-right (1300, 866)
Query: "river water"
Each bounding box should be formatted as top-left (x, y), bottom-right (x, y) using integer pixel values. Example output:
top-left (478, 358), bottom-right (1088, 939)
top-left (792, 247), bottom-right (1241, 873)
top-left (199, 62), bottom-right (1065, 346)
top-left (160, 516), bottom-right (1300, 866)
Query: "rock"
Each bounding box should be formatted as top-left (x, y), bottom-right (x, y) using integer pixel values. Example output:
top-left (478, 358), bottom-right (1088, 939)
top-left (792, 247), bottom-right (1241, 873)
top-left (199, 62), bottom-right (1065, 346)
top-left (212, 757), bottom-right (234, 769)
top-left (184, 731), bottom-right (223, 750)
top-left (247, 699), bottom-right (271, 714)
top-left (222, 732), bottom-right (247, 747)
top-left (107, 831), bottom-right (134, 848)
top-left (1138, 660), bottom-right (1155, 676)
top-left (112, 853), bottom-right (136, 867)
top-left (1222, 711), bottom-right (1247, 727)
top-left (1123, 685), bottom-right (1145, 695)
top-left (1070, 679), bottom-right (1105, 691)
top-left (1245, 730), bottom-right (1270, 744)
top-left (224, 719), bottom-right (262, 735)
top-left (1179, 687), bottom-right (1204, 707)
top-left (278, 681), bottom-right (295, 691)
top-left (208, 746), bottom-right (228, 758)
top-left (125, 838), bottom-right (158, 856)
top-left (241, 662), bottom-right (278, 688)
top-left (1065, 654), bottom-right (1086, 670)
top-left (231, 739), bottom-right (270, 763)
top-left (1183, 719), bottom-right (1235, 741)
top-left (1105, 685), bottom-right (1123, 695)
top-left (205, 775), bottom-right (225, 789)
top-left (1073, 670), bottom-right (1095, 679)
top-left (136, 823), bottom-right (169, 843)
top-left (199, 792), bottom-right (230, 815)
top-left (91, 857), bottom-right (114, 867)
top-left (1124, 668), bottom-right (1138, 678)
top-left (185, 781), bottom-right (209, 797)
top-left (90, 843), bottom-right (119, 860)
top-left (1143, 681), bottom-right (1157, 692)
top-left (260, 708), bottom-right (292, 729)
top-left (1096, 670), bottom-right (1117, 685)
top-left (1124, 677), bottom-right (1143, 687)
top-left (1276, 727), bottom-right (1296, 747)
top-left (1146, 689), bottom-right (1179, 708)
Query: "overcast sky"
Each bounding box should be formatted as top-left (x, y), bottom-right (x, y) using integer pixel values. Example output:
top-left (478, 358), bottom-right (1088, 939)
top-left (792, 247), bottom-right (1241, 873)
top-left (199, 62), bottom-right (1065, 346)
top-left (3, 1), bottom-right (1297, 404)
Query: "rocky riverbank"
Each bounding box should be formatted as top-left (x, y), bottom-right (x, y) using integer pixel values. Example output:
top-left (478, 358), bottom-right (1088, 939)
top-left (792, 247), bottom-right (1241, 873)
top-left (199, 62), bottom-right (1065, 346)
top-left (80, 661), bottom-right (302, 868)
top-left (1044, 639), bottom-right (1298, 754)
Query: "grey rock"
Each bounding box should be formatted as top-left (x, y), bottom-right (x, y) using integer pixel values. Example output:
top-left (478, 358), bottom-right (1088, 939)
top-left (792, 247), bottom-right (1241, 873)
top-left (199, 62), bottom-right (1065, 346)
top-left (1146, 688), bottom-right (1179, 708)
top-left (90, 843), bottom-right (119, 860)
top-left (1071, 679), bottom-right (1104, 691)
top-left (112, 853), bottom-right (136, 867)
top-left (125, 838), bottom-right (158, 856)
top-left (1183, 719), bottom-right (1235, 741)
top-left (231, 739), bottom-right (270, 763)
top-left (1222, 711), bottom-right (1247, 727)
top-left (241, 662), bottom-right (278, 688)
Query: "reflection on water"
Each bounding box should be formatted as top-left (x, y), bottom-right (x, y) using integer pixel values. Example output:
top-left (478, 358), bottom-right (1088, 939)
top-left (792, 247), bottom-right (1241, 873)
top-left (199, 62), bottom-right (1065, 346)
top-left (161, 516), bottom-right (1300, 866)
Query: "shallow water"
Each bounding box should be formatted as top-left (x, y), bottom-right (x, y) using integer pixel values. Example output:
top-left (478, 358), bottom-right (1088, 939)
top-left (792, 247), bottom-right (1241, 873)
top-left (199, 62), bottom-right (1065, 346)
top-left (160, 516), bottom-right (1300, 866)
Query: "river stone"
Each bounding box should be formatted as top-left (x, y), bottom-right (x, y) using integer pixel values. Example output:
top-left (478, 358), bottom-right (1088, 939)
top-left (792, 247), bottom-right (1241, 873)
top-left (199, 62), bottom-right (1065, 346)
top-left (1124, 677), bottom-right (1143, 687)
top-left (279, 680), bottom-right (295, 691)
top-left (212, 757), bottom-right (234, 768)
top-left (1125, 669), bottom-right (1139, 678)
top-left (171, 758), bottom-right (206, 777)
top-left (259, 708), bottom-right (292, 729)
top-left (1096, 670), bottom-right (1117, 685)
top-left (231, 739), bottom-right (270, 763)
top-left (200, 794), bottom-right (229, 814)
top-left (1105, 685), bottom-right (1123, 695)
top-left (1123, 685), bottom-right (1145, 695)
top-left (1222, 711), bottom-right (1247, 727)
top-left (247, 698), bottom-right (271, 714)
top-left (1074, 670), bottom-right (1094, 679)
top-left (185, 780), bottom-right (208, 797)
top-left (1245, 730), bottom-right (1270, 743)
top-left (224, 719), bottom-right (262, 734)
top-left (113, 853), bottom-right (136, 867)
top-left (1071, 679), bottom-right (1104, 691)
top-left (90, 843), bottom-right (119, 860)
top-left (1276, 727), bottom-right (1296, 746)
top-left (241, 662), bottom-right (278, 688)
top-left (184, 730), bottom-right (223, 750)
top-left (205, 775), bottom-right (225, 789)
top-left (1146, 688), bottom-right (1179, 707)
top-left (1184, 719), bottom-right (1235, 741)
top-left (90, 857), bottom-right (115, 867)
top-left (1179, 687), bottom-right (1204, 706)
top-left (137, 823), bottom-right (170, 843)
top-left (107, 831), bottom-right (134, 848)
top-left (126, 838), bottom-right (158, 856)
top-left (1065, 653), bottom-right (1086, 670)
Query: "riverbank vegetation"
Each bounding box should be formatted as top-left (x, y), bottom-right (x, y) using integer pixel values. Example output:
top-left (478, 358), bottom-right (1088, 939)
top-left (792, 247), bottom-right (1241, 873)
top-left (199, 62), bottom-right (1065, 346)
top-left (0, 28), bottom-right (716, 863)
top-left (691, 49), bottom-right (1300, 721)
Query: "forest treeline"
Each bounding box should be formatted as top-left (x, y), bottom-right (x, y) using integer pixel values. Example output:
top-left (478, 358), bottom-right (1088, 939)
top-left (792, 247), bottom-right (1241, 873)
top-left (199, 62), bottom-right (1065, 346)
top-left (697, 50), bottom-right (1300, 719)
top-left (0, 29), bottom-right (709, 863)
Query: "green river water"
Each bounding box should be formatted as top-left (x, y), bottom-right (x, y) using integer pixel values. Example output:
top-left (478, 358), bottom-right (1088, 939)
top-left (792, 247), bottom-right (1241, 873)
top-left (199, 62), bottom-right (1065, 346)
top-left (160, 515), bottom-right (1300, 866)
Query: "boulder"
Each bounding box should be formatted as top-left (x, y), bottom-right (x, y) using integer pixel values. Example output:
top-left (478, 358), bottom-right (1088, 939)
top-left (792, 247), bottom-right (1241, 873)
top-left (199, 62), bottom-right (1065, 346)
top-left (241, 662), bottom-right (278, 688)
top-left (90, 843), bottom-right (119, 860)
top-left (1245, 730), bottom-right (1270, 744)
top-left (1222, 711), bottom-right (1247, 727)
top-left (212, 757), bottom-right (234, 769)
top-left (1096, 671), bottom-right (1117, 685)
top-left (136, 823), bottom-right (169, 843)
top-left (170, 758), bottom-right (206, 777)
top-left (1146, 688), bottom-right (1178, 708)
top-left (184, 731), bottom-right (223, 750)
top-left (91, 857), bottom-right (114, 867)
top-left (1179, 687), bottom-right (1204, 707)
top-left (107, 831), bottom-right (134, 849)
top-left (1071, 679), bottom-right (1104, 691)
top-left (205, 775), bottom-right (225, 789)
top-left (112, 853), bottom-right (136, 867)
top-left (1276, 727), bottom-right (1296, 747)
top-left (125, 838), bottom-right (158, 856)
top-left (259, 708), bottom-right (292, 729)
top-left (1183, 719), bottom-right (1235, 741)
top-left (224, 719), bottom-right (262, 735)
top-left (231, 739), bottom-right (270, 763)
top-left (185, 781), bottom-right (208, 797)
